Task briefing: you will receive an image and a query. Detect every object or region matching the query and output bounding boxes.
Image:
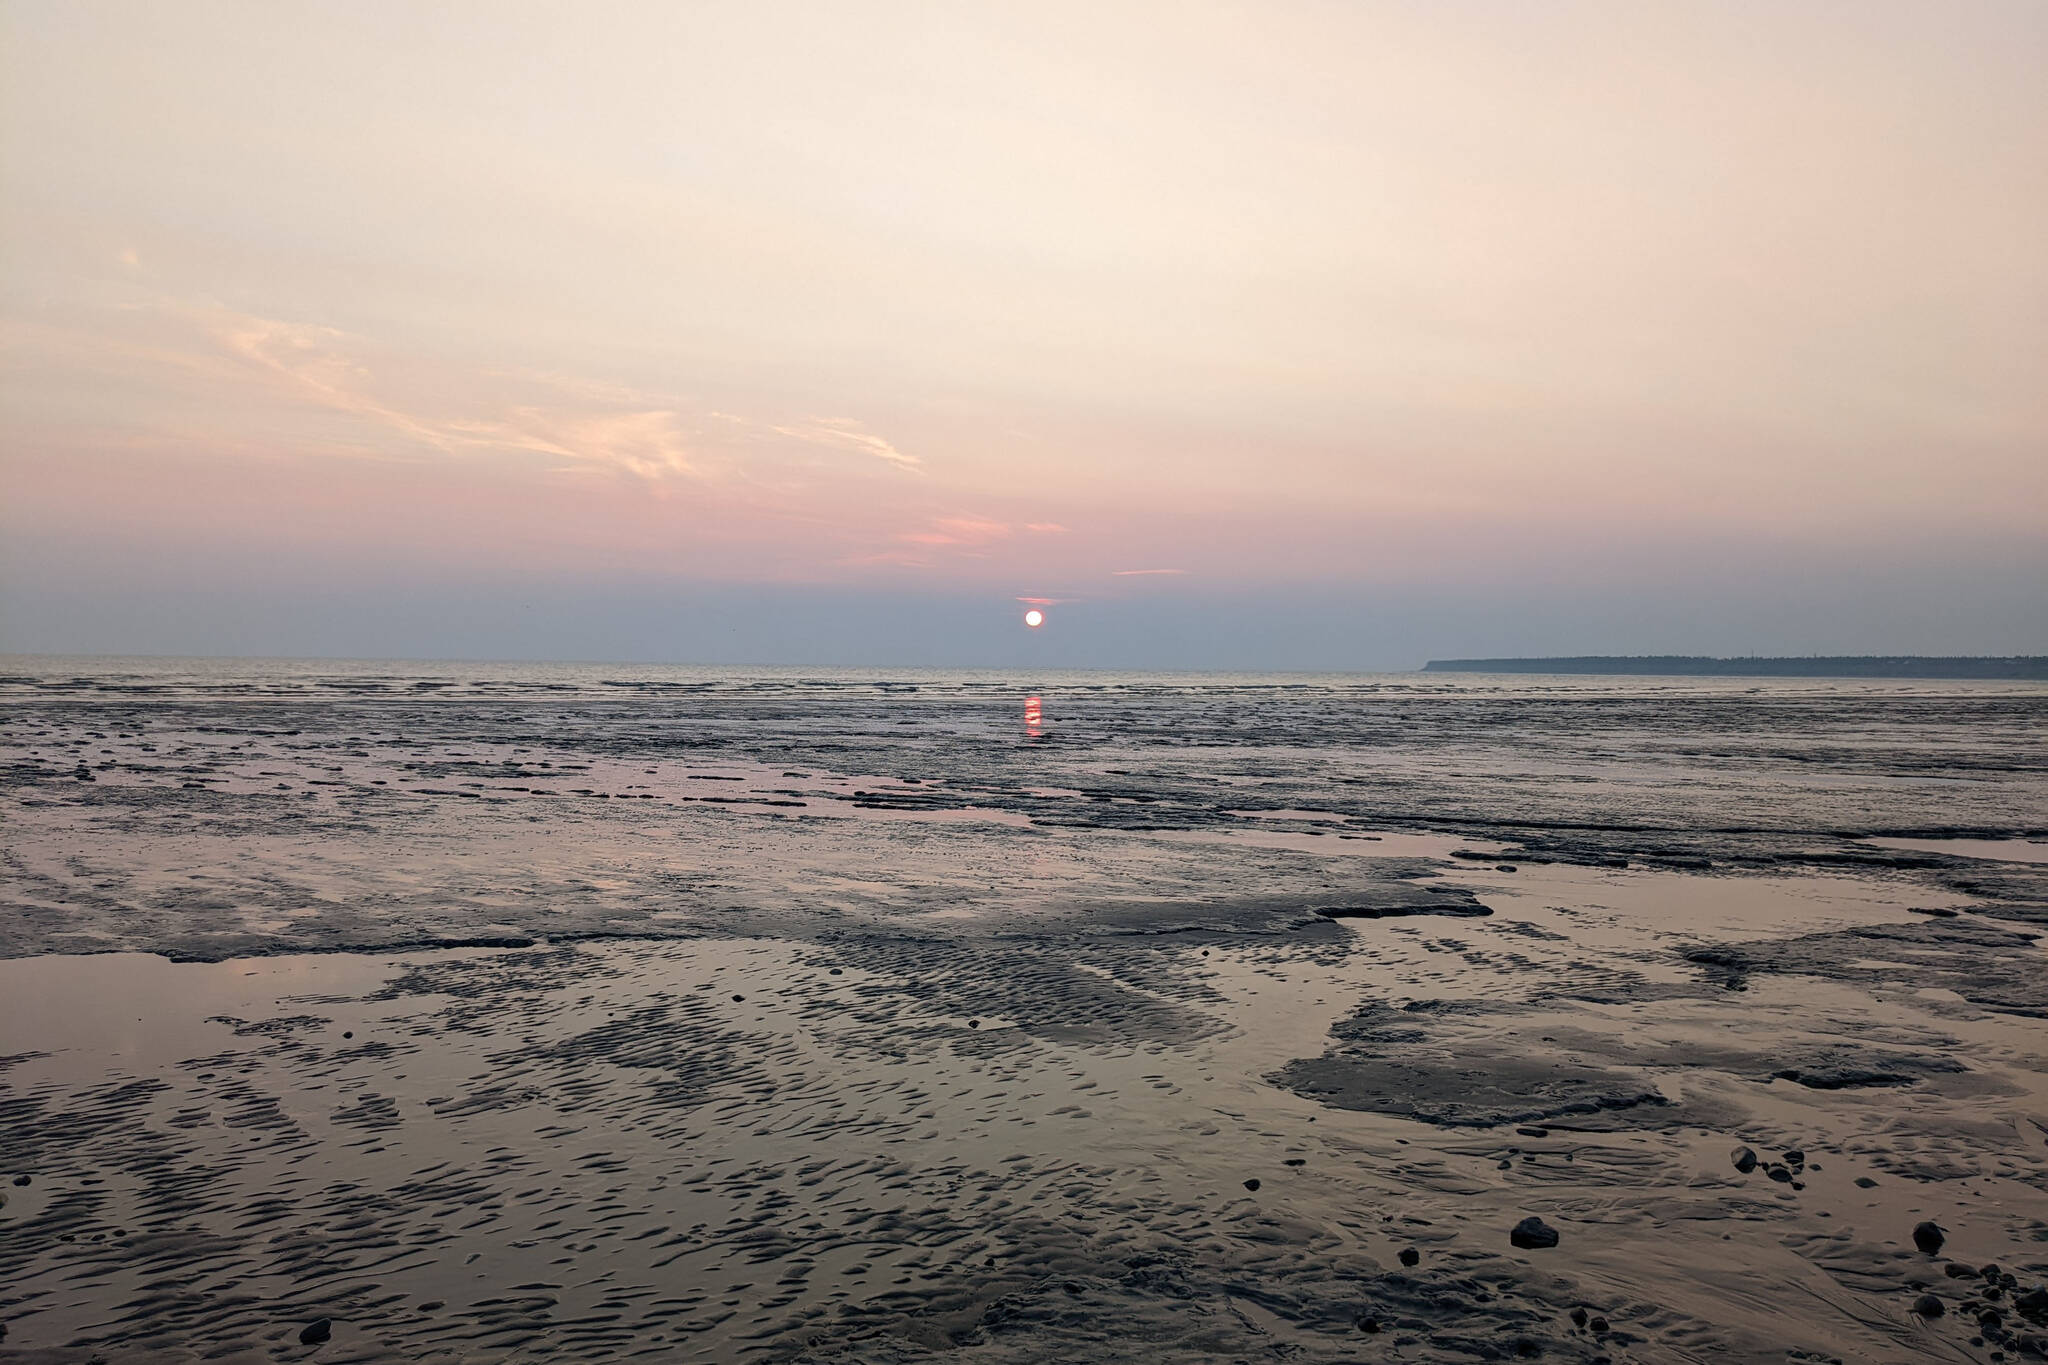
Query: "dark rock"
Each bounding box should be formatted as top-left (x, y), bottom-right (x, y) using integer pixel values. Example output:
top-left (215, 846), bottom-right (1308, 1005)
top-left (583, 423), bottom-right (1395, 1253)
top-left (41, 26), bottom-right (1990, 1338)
top-left (1766, 1164), bottom-right (1793, 1183)
top-left (1570, 1307), bottom-right (1588, 1327)
top-left (967, 1019), bottom-right (979, 1028)
top-left (1783, 1149), bottom-right (1804, 1164)
top-left (828, 967), bottom-right (842, 975)
top-left (1356, 1316), bottom-right (1380, 1333)
top-left (1398, 1247), bottom-right (1419, 1266)
top-left (1517, 1125), bottom-right (1550, 1137)
top-left (341, 1031), bottom-right (353, 1039)
top-left (1731, 1145), bottom-right (1759, 1173)
top-left (1497, 864), bottom-right (1519, 872)
top-left (1773, 1065), bottom-right (1923, 1090)
top-left (1510, 1216), bottom-right (1560, 1249)
top-left (1284, 1158), bottom-right (1305, 1166)
top-left (1274, 1027), bottom-right (1674, 1130)
top-left (1951, 1263), bottom-right (1984, 1279)
top-left (1313, 885), bottom-right (1492, 920)
top-left (1915, 1221), bottom-right (1947, 1255)
top-left (2016, 1286), bottom-right (2048, 1324)
top-left (1589, 1315), bottom-right (1609, 1333)
top-left (11, 1174), bottom-right (27, 1186)
top-left (1915, 1294), bottom-right (1947, 1318)
top-left (1855, 1176), bottom-right (1878, 1188)
top-left (1242, 1178), bottom-right (1261, 1192)
top-left (299, 1318), bottom-right (332, 1344)
top-left (732, 994), bottom-right (745, 1002)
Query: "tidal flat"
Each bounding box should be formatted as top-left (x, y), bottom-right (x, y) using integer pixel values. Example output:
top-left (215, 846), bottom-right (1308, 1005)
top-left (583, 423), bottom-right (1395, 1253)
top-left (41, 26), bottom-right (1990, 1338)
top-left (2, 659), bottom-right (2046, 1363)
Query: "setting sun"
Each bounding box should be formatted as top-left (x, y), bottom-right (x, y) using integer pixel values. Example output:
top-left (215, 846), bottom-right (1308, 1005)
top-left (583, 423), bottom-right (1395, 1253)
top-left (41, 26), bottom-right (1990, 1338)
top-left (1023, 609), bottom-right (1044, 628)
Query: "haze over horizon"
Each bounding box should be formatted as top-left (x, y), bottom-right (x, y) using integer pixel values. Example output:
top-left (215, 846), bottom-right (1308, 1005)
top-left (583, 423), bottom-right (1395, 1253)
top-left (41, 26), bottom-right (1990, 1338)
top-left (4, 1), bottom-right (2044, 669)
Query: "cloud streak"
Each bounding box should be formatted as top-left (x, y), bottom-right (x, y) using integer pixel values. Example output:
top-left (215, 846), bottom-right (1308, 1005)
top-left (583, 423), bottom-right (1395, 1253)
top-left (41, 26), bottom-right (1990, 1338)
top-left (770, 417), bottom-right (921, 472)
top-left (214, 311), bottom-right (700, 478)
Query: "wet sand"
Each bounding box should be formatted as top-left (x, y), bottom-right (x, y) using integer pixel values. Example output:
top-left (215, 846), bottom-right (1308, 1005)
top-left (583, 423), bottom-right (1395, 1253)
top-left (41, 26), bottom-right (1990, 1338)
top-left (2, 660), bottom-right (2046, 1362)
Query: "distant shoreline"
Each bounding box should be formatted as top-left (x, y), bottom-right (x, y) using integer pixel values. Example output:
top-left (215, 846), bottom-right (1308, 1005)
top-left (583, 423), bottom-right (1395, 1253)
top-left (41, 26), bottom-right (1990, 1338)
top-left (1422, 655), bottom-right (2048, 680)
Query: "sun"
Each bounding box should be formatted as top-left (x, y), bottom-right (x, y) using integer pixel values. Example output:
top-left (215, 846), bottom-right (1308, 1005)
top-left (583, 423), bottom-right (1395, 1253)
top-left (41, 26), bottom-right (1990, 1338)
top-left (1023, 609), bottom-right (1044, 628)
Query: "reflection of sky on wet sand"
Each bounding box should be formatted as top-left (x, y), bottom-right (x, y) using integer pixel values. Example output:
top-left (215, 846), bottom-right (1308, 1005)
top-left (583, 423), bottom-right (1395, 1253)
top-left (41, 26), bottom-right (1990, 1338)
top-left (1864, 836), bottom-right (2048, 866)
top-left (0, 951), bottom-right (400, 1067)
top-left (1, 659), bottom-right (2045, 1360)
top-left (2, 848), bottom-right (2044, 1363)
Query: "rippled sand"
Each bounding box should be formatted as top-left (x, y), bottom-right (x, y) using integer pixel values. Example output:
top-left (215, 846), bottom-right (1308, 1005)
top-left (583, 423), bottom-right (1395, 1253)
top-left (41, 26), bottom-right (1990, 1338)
top-left (2, 661), bottom-right (2045, 1362)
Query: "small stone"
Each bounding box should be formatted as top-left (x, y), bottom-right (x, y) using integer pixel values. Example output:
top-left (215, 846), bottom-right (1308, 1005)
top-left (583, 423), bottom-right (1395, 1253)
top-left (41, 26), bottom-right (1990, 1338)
top-left (299, 1318), bottom-right (333, 1344)
top-left (1589, 1315), bottom-right (1610, 1333)
top-left (1570, 1307), bottom-right (1588, 1327)
top-left (1398, 1247), bottom-right (1419, 1267)
top-left (828, 968), bottom-right (842, 975)
top-left (1356, 1316), bottom-right (1380, 1333)
top-left (1915, 1294), bottom-right (1947, 1318)
top-left (1284, 1158), bottom-right (1305, 1166)
top-left (732, 994), bottom-right (745, 1003)
top-left (11, 1174), bottom-right (27, 1186)
top-left (1731, 1145), bottom-right (1759, 1173)
top-left (1516, 1126), bottom-right (1550, 1138)
top-left (967, 1020), bottom-right (979, 1028)
top-left (1914, 1221), bottom-right (1947, 1256)
top-left (342, 1031), bottom-right (353, 1039)
top-left (1243, 1178), bottom-right (1260, 1192)
top-left (1510, 1216), bottom-right (1559, 1249)
top-left (1855, 1177), bottom-right (1878, 1188)
top-left (1767, 1165), bottom-right (1793, 1183)
top-left (1783, 1149), bottom-right (1804, 1164)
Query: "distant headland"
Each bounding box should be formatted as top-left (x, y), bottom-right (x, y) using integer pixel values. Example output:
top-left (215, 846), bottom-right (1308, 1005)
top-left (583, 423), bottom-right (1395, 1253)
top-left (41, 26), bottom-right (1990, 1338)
top-left (1421, 655), bottom-right (2048, 680)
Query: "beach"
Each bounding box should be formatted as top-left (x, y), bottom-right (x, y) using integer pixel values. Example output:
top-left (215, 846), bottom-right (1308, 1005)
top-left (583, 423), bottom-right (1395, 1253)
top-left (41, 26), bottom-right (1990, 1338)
top-left (3, 660), bottom-right (2046, 1362)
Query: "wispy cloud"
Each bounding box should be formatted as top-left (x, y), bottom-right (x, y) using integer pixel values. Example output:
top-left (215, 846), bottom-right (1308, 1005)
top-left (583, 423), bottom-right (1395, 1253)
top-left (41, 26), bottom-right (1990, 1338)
top-left (212, 311), bottom-right (698, 478)
top-left (1112, 567), bottom-right (1188, 576)
top-left (837, 514), bottom-right (1024, 569)
top-left (770, 417), bottom-right (920, 472)
top-left (898, 515), bottom-right (1010, 548)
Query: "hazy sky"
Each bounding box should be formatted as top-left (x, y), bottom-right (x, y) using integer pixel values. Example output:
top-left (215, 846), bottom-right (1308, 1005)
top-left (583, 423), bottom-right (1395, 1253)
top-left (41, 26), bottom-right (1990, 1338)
top-left (3, 0), bottom-right (2043, 667)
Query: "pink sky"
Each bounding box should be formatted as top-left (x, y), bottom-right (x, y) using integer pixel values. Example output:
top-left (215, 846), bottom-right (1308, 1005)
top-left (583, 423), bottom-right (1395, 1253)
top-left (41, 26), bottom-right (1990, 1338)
top-left (2, 1), bottom-right (2044, 660)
